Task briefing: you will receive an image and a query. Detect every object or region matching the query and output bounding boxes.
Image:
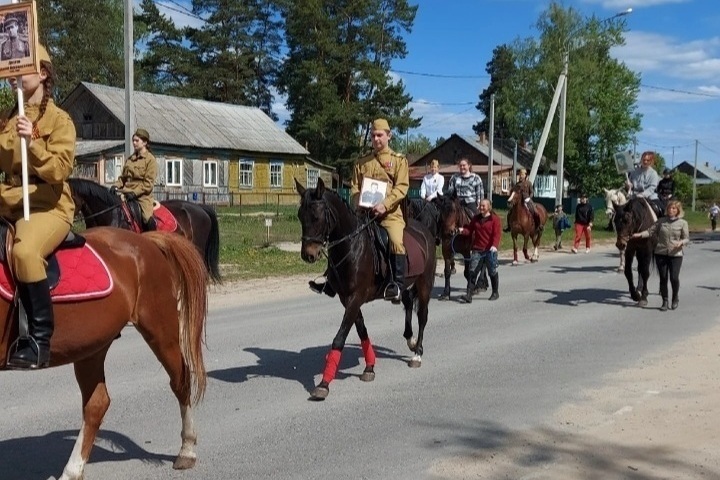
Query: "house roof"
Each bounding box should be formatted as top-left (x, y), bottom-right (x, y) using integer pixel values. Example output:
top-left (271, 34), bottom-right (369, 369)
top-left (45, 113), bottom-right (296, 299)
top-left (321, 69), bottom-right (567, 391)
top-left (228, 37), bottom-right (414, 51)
top-left (676, 161), bottom-right (720, 182)
top-left (75, 140), bottom-right (124, 157)
top-left (65, 82), bottom-right (310, 156)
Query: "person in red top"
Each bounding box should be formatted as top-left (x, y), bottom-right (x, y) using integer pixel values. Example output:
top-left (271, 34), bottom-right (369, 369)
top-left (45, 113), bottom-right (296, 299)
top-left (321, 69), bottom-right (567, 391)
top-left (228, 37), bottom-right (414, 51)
top-left (457, 199), bottom-right (501, 303)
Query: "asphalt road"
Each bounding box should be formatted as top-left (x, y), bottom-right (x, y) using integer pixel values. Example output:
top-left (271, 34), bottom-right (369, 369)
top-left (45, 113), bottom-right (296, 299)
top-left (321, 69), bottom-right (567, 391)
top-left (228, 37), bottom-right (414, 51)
top-left (1, 234), bottom-right (718, 480)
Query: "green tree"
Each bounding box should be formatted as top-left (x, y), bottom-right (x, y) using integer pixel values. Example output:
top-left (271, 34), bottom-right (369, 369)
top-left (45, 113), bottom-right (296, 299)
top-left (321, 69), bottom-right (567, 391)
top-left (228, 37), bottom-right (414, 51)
top-left (673, 171), bottom-right (693, 203)
top-left (473, 44), bottom-right (516, 140)
top-left (497, 2), bottom-right (642, 196)
top-left (390, 132), bottom-right (432, 155)
top-left (278, 0), bottom-right (420, 168)
top-left (38, 0), bottom-right (125, 100)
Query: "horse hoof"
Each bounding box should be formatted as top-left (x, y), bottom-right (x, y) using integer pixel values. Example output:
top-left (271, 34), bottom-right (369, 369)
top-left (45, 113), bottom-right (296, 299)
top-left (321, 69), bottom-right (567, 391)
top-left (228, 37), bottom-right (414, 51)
top-left (438, 294), bottom-right (450, 301)
top-left (310, 386), bottom-right (329, 400)
top-left (512, 261), bottom-right (518, 266)
top-left (173, 455), bottom-right (197, 470)
top-left (407, 337), bottom-right (417, 351)
top-left (408, 356), bottom-right (422, 368)
top-left (531, 258), bottom-right (538, 263)
top-left (638, 300), bottom-right (648, 307)
top-left (360, 371), bottom-right (375, 382)
top-left (450, 267), bottom-right (456, 275)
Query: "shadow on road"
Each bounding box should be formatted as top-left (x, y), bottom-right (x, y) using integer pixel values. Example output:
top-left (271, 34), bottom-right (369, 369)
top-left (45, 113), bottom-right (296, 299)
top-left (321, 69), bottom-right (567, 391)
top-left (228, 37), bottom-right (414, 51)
top-left (0, 429), bottom-right (175, 480)
top-left (425, 419), bottom-right (717, 479)
top-left (537, 287), bottom-right (633, 307)
top-left (548, 264), bottom-right (620, 274)
top-left (208, 343), bottom-right (407, 393)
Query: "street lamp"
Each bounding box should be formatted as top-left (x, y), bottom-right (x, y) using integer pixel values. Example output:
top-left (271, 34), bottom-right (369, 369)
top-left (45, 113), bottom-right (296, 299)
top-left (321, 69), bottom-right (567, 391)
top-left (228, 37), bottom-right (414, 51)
top-left (555, 7), bottom-right (632, 207)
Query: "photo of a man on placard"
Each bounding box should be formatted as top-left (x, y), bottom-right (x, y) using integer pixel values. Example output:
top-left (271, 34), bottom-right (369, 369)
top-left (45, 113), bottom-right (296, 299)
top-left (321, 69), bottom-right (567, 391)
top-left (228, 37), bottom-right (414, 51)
top-left (359, 179), bottom-right (387, 207)
top-left (0, 14), bottom-right (30, 61)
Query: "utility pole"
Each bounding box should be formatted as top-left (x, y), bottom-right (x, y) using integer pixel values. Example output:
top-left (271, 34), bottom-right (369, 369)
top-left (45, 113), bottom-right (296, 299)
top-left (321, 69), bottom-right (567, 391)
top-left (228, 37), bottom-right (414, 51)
top-left (692, 139), bottom-right (699, 211)
top-left (512, 140), bottom-right (518, 191)
top-left (671, 146), bottom-right (675, 168)
top-left (556, 51), bottom-right (568, 207)
top-left (632, 137), bottom-right (637, 164)
top-left (487, 93), bottom-right (495, 202)
top-left (124, 0), bottom-right (135, 157)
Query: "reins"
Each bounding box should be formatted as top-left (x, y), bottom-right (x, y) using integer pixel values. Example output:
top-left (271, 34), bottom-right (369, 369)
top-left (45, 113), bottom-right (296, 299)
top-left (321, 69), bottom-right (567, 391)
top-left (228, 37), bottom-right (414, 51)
top-left (74, 203), bottom-right (122, 225)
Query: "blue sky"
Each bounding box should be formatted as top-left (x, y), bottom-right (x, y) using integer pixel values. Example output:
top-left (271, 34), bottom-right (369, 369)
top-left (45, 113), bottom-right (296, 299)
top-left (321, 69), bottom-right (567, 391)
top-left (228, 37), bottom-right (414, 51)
top-left (156, 0), bottom-right (720, 169)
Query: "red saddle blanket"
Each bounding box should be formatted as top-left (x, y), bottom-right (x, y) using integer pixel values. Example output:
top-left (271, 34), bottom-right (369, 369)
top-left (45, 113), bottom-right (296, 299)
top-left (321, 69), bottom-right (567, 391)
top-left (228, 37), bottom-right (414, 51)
top-left (154, 203), bottom-right (178, 232)
top-left (403, 231), bottom-right (427, 278)
top-left (0, 244), bottom-right (113, 302)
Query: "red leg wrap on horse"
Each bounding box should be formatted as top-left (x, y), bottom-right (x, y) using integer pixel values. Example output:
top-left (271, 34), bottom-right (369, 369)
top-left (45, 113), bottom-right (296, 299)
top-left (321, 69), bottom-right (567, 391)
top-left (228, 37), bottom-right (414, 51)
top-left (322, 349), bottom-right (342, 384)
top-left (361, 338), bottom-right (376, 367)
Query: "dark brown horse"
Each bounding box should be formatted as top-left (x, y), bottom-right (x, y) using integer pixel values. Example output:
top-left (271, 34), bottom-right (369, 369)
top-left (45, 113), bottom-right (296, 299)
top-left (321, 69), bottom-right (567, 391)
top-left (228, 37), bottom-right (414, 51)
top-left (508, 198), bottom-right (548, 265)
top-left (295, 178), bottom-right (436, 400)
top-left (1, 228), bottom-right (207, 479)
top-left (69, 178), bottom-right (221, 283)
top-left (613, 197), bottom-right (656, 306)
top-left (434, 195), bottom-right (485, 300)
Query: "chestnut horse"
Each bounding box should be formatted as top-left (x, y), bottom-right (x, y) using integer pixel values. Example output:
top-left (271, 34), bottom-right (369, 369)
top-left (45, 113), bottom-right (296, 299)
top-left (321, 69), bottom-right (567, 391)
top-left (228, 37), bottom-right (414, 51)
top-left (1, 229), bottom-right (207, 479)
top-left (296, 178), bottom-right (436, 400)
top-left (508, 198), bottom-right (548, 265)
top-left (68, 178), bottom-right (221, 283)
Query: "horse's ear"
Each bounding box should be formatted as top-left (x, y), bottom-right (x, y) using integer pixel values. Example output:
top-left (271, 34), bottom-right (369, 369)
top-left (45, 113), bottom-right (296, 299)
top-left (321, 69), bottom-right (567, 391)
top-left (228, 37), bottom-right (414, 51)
top-left (603, 188), bottom-right (610, 194)
top-left (316, 177), bottom-right (326, 198)
top-left (294, 178), bottom-right (306, 197)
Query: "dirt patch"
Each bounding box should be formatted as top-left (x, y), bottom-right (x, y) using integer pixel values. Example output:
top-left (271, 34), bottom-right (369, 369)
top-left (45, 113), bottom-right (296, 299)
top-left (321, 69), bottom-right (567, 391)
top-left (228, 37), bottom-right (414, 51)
top-left (428, 320), bottom-right (720, 479)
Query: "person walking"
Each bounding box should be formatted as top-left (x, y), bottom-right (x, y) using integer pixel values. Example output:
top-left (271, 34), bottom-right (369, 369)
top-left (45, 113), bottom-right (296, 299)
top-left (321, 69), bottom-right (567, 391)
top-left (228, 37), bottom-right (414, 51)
top-left (0, 45), bottom-right (76, 369)
top-left (709, 202), bottom-right (719, 232)
top-left (419, 159), bottom-right (444, 201)
top-left (457, 199), bottom-right (502, 303)
top-left (633, 200), bottom-right (689, 311)
top-left (111, 128), bottom-right (158, 231)
top-left (572, 193), bottom-right (594, 254)
top-left (446, 157), bottom-right (483, 216)
top-left (551, 204), bottom-right (571, 250)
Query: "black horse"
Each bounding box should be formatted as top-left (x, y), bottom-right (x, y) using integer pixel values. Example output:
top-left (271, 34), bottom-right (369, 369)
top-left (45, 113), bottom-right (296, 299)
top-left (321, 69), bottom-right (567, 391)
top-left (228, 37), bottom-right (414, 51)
top-left (295, 178), bottom-right (436, 400)
top-left (69, 178), bottom-right (221, 283)
top-left (613, 197), bottom-right (657, 306)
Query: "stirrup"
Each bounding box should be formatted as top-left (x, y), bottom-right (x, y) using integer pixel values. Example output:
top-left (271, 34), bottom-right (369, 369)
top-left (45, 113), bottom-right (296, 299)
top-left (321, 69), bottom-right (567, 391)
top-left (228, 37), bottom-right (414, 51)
top-left (7, 336), bottom-right (49, 369)
top-left (383, 283), bottom-right (401, 302)
top-left (308, 280), bottom-right (325, 294)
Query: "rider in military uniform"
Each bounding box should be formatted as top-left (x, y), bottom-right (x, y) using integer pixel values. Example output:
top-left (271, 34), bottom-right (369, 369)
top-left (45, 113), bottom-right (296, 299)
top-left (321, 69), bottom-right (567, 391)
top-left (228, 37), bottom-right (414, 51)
top-left (504, 168), bottom-right (541, 231)
top-left (111, 129), bottom-right (158, 230)
top-left (0, 17), bottom-right (30, 61)
top-left (0, 45), bottom-right (76, 369)
top-left (351, 118), bottom-right (409, 301)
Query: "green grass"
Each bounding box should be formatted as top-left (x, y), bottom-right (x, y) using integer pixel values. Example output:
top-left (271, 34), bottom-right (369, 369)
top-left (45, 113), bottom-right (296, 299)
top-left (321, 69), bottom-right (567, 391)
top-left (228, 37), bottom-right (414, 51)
top-left (216, 206), bottom-right (713, 280)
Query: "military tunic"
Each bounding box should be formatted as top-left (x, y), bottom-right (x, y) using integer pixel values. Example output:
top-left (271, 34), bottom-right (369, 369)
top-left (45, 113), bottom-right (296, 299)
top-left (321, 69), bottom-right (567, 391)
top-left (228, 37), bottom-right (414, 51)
top-left (512, 178), bottom-right (534, 200)
top-left (351, 146), bottom-right (409, 254)
top-left (0, 100), bottom-right (76, 282)
top-left (0, 38), bottom-right (30, 60)
top-left (114, 150), bottom-right (157, 222)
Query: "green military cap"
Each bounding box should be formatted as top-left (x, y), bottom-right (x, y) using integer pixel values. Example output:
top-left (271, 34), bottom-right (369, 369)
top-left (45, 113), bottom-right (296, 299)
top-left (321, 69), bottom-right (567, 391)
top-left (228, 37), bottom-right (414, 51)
top-left (518, 168), bottom-right (527, 174)
top-left (134, 128), bottom-right (150, 142)
top-left (37, 44), bottom-right (51, 65)
top-left (372, 118), bottom-right (390, 131)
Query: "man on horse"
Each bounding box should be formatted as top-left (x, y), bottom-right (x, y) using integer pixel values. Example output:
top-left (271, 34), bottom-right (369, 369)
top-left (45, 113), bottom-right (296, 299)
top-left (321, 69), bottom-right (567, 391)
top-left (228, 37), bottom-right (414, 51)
top-left (504, 168), bottom-right (541, 232)
top-left (446, 157), bottom-right (483, 216)
top-left (657, 168), bottom-right (675, 203)
top-left (352, 118), bottom-right (409, 301)
top-left (625, 151), bottom-right (663, 216)
top-left (110, 128), bottom-right (158, 231)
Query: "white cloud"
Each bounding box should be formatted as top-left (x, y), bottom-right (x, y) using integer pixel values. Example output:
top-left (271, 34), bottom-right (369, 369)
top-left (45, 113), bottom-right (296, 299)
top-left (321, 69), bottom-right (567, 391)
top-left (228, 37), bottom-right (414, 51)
top-left (698, 85), bottom-right (720, 95)
top-left (582, 0), bottom-right (690, 8)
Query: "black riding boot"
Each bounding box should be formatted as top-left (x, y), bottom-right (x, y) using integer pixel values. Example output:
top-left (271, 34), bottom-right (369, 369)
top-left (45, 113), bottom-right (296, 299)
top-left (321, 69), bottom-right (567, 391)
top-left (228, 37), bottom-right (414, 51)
top-left (488, 273), bottom-right (499, 301)
top-left (8, 279), bottom-right (54, 369)
top-left (384, 254), bottom-right (406, 302)
top-left (308, 277), bottom-right (336, 298)
top-left (460, 284), bottom-right (473, 304)
top-left (145, 217), bottom-right (157, 231)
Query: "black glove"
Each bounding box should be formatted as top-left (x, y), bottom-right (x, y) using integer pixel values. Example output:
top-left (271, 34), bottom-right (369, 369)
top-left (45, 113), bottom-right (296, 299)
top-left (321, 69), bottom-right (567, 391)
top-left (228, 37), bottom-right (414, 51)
top-left (124, 192), bottom-right (137, 201)
top-left (109, 186), bottom-right (118, 194)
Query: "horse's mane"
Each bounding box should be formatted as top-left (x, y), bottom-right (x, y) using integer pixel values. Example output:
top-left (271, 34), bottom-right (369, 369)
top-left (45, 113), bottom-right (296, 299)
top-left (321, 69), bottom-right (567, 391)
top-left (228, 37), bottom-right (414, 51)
top-left (69, 178), bottom-right (121, 206)
top-left (622, 196), bottom-right (657, 231)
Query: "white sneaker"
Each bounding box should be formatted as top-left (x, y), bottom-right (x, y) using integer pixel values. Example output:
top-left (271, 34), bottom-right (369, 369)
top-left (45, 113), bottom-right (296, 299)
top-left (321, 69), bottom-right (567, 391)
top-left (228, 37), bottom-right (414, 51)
top-left (585, 248), bottom-right (591, 254)
top-left (571, 247), bottom-right (578, 254)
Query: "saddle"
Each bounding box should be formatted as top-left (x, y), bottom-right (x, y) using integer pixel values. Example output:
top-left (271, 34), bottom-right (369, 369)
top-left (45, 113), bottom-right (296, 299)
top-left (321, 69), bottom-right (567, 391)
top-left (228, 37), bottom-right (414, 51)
top-left (122, 198), bottom-right (178, 233)
top-left (369, 222), bottom-right (427, 280)
top-left (0, 222), bottom-right (112, 303)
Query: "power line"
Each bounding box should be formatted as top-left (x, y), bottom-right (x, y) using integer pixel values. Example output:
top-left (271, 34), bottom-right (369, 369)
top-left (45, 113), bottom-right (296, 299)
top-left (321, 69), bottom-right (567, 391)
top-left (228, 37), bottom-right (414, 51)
top-left (421, 106), bottom-right (476, 129)
top-left (154, 0), bottom-right (206, 22)
top-left (641, 84), bottom-right (720, 99)
top-left (637, 139), bottom-right (694, 150)
top-left (698, 141), bottom-right (720, 156)
top-left (411, 100), bottom-right (474, 106)
top-left (391, 69), bottom-right (488, 79)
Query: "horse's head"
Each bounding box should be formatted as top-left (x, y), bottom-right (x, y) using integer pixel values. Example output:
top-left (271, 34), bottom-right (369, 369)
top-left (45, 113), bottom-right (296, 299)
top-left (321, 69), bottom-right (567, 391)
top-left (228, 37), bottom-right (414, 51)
top-left (604, 187), bottom-right (627, 217)
top-left (613, 198), bottom-right (645, 250)
top-left (436, 195), bottom-right (464, 236)
top-left (295, 177), bottom-right (335, 263)
top-left (69, 178), bottom-right (125, 228)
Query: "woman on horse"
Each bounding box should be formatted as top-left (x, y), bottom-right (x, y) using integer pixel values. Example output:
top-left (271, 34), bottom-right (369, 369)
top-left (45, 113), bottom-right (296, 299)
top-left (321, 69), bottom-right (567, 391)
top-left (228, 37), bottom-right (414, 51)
top-left (446, 157), bottom-right (483, 216)
top-left (420, 159), bottom-right (444, 202)
top-left (0, 45), bottom-right (76, 369)
top-left (504, 168), bottom-right (540, 232)
top-left (632, 200), bottom-right (689, 311)
top-left (111, 128), bottom-right (158, 231)
top-left (625, 151), bottom-right (662, 214)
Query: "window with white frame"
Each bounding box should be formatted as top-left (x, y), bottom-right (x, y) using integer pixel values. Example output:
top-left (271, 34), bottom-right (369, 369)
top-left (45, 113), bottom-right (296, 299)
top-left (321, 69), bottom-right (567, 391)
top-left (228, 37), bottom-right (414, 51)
top-left (239, 159), bottom-right (254, 188)
top-left (270, 161), bottom-right (283, 188)
top-left (307, 168), bottom-right (319, 189)
top-left (104, 154), bottom-right (124, 183)
top-left (166, 159), bottom-right (183, 186)
top-left (203, 160), bottom-right (218, 187)
top-left (501, 176), bottom-right (509, 193)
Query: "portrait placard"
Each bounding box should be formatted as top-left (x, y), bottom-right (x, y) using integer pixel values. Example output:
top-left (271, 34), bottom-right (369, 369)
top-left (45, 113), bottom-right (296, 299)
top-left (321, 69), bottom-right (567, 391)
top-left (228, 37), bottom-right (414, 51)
top-left (0, 0), bottom-right (39, 79)
top-left (614, 151), bottom-right (634, 174)
top-left (359, 178), bottom-right (388, 208)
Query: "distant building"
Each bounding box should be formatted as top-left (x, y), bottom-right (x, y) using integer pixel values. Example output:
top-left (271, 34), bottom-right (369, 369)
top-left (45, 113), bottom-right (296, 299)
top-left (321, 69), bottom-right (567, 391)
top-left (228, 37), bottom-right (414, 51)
top-left (675, 161), bottom-right (720, 185)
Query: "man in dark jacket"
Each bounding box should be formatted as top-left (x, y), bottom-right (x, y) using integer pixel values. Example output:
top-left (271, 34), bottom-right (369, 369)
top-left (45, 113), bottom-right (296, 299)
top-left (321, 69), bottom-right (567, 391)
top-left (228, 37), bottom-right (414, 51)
top-left (657, 168), bottom-right (675, 203)
top-left (572, 193), bottom-right (594, 254)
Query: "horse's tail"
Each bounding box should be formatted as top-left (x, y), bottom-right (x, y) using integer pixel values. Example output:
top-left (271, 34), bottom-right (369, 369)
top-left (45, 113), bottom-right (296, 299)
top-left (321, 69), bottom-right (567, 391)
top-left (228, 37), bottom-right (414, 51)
top-left (199, 204), bottom-right (222, 284)
top-left (145, 232), bottom-right (208, 405)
